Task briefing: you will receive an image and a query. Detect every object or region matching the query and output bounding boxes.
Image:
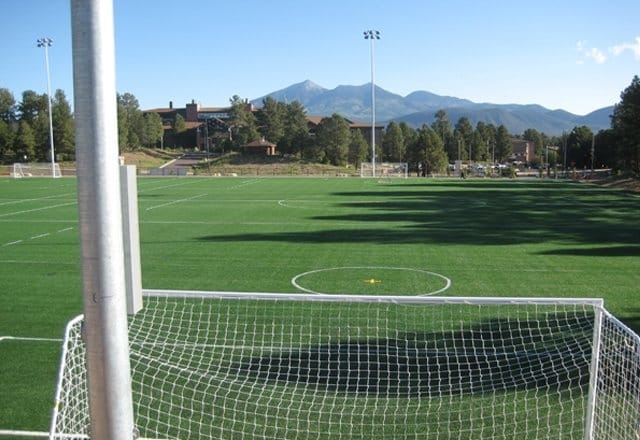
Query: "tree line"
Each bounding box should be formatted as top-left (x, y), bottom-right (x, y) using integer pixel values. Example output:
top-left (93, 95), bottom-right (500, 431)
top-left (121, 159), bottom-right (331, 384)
top-left (1, 75), bottom-right (638, 175)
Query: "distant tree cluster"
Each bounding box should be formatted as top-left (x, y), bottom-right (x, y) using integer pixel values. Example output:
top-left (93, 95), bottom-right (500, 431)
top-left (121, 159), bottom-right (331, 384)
top-left (117, 92), bottom-right (164, 151)
top-left (2, 75), bottom-right (639, 175)
top-left (0, 88), bottom-right (74, 163)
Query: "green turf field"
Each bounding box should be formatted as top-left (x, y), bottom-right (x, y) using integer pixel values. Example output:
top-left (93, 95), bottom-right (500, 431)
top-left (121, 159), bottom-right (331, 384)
top-left (1, 176), bottom-right (638, 436)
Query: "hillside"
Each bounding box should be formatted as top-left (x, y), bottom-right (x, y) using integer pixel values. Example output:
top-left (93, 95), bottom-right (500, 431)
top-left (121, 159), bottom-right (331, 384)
top-left (252, 80), bottom-right (614, 135)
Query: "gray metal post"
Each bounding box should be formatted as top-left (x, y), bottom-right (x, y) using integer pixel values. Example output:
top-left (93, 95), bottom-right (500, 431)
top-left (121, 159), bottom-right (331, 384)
top-left (70, 1), bottom-right (135, 439)
top-left (120, 165), bottom-right (143, 315)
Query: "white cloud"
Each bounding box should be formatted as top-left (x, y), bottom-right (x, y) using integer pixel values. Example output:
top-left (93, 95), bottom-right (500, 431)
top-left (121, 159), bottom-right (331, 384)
top-left (610, 36), bottom-right (640, 59)
top-left (576, 40), bottom-right (607, 64)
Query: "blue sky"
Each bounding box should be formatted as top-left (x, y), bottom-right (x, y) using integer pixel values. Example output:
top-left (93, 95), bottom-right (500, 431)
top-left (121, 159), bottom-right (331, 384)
top-left (1, 0), bottom-right (639, 116)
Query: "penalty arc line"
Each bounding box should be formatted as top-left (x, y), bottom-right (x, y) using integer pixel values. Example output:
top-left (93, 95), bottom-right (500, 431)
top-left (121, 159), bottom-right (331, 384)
top-left (291, 266), bottom-right (452, 296)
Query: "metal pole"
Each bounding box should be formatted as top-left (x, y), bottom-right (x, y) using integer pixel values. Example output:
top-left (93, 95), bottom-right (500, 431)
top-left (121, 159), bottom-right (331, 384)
top-left (364, 30), bottom-right (380, 177)
top-left (370, 36), bottom-right (376, 178)
top-left (37, 38), bottom-right (56, 177)
top-left (563, 131), bottom-right (567, 174)
top-left (70, 1), bottom-right (135, 439)
top-left (591, 132), bottom-right (595, 173)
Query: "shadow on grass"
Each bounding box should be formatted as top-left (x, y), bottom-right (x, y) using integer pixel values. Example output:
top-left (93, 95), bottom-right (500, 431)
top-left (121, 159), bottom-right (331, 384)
top-left (537, 245), bottom-right (640, 257)
top-left (199, 181), bottom-right (640, 247)
top-left (237, 314), bottom-right (594, 397)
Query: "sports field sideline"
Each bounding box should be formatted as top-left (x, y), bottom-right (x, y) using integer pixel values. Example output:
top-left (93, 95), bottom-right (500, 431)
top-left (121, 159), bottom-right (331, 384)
top-left (0, 176), bottom-right (639, 436)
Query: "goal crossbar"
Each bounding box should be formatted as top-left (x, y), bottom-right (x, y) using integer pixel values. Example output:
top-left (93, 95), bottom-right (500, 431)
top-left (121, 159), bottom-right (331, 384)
top-left (143, 289), bottom-right (605, 306)
top-left (50, 291), bottom-right (640, 440)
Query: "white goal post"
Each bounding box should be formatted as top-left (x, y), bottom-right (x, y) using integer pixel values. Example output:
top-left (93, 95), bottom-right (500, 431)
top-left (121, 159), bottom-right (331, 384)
top-left (12, 162), bottom-right (62, 178)
top-left (360, 161), bottom-right (408, 178)
top-left (50, 292), bottom-right (640, 440)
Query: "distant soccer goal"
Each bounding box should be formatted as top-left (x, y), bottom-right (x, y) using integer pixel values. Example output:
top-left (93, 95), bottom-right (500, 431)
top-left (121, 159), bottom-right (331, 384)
top-left (12, 162), bottom-right (62, 178)
top-left (360, 162), bottom-right (408, 178)
top-left (50, 293), bottom-right (640, 440)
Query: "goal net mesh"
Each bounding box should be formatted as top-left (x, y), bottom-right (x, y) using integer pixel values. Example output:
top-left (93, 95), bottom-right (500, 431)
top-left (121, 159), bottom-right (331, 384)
top-left (12, 162), bottom-right (62, 178)
top-left (50, 293), bottom-right (640, 439)
top-left (360, 162), bottom-right (408, 178)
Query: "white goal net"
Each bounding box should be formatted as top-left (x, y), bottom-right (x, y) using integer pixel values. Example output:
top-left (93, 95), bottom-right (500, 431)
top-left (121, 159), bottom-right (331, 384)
top-left (360, 162), bottom-right (408, 178)
top-left (12, 162), bottom-right (62, 178)
top-left (50, 293), bottom-right (640, 440)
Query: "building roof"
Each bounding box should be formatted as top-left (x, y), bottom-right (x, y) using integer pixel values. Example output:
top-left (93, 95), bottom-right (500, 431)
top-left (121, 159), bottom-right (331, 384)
top-left (244, 139), bottom-right (276, 147)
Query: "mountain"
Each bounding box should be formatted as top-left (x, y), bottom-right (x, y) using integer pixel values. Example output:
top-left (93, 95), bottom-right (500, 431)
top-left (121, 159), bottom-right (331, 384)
top-left (251, 80), bottom-right (613, 135)
top-left (257, 80), bottom-right (327, 104)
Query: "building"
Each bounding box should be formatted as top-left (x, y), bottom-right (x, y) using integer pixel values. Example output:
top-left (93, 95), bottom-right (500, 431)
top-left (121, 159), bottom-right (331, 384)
top-left (242, 138), bottom-right (277, 156)
top-left (510, 139), bottom-right (535, 164)
top-left (144, 100), bottom-right (383, 153)
top-left (144, 100), bottom-right (242, 150)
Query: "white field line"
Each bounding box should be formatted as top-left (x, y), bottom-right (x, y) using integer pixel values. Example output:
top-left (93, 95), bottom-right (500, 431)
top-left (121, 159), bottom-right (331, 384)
top-left (0, 429), bottom-right (50, 438)
top-left (0, 201), bottom-right (77, 218)
top-left (30, 232), bottom-right (50, 240)
top-left (0, 335), bottom-right (62, 343)
top-left (0, 192), bottom-right (76, 207)
top-left (1, 226), bottom-right (74, 248)
top-left (1, 240), bottom-right (23, 247)
top-left (0, 258), bottom-right (77, 265)
top-left (137, 179), bottom-right (202, 193)
top-left (145, 193), bottom-right (208, 211)
top-left (0, 219), bottom-right (75, 223)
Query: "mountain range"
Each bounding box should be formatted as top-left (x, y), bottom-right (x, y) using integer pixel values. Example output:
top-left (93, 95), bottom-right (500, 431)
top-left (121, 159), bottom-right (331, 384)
top-left (252, 80), bottom-right (614, 135)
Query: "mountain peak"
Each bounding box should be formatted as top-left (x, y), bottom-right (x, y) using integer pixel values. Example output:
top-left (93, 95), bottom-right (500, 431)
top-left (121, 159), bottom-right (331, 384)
top-left (251, 80), bottom-right (612, 135)
top-left (299, 79), bottom-right (324, 91)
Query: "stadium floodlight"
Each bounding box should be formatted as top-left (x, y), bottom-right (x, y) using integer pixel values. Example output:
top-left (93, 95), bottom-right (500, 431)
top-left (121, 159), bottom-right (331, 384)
top-left (363, 30), bottom-right (380, 177)
top-left (36, 37), bottom-right (57, 178)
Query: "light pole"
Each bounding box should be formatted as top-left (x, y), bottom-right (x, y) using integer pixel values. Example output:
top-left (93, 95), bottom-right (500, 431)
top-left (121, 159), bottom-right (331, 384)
top-left (37, 37), bottom-right (56, 177)
top-left (363, 30), bottom-right (380, 177)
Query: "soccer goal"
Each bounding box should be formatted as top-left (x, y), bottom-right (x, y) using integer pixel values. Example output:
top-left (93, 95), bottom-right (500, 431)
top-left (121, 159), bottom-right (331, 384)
top-left (50, 292), bottom-right (640, 440)
top-left (360, 161), bottom-right (408, 178)
top-left (12, 162), bottom-right (62, 178)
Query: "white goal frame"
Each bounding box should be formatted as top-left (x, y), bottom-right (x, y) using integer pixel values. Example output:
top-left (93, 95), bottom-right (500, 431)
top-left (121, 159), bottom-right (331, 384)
top-left (360, 161), bottom-right (408, 178)
top-left (50, 292), bottom-right (640, 440)
top-left (12, 162), bottom-right (62, 178)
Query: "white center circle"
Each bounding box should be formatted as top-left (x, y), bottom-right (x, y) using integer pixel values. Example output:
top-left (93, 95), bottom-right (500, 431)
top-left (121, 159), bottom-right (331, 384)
top-left (291, 266), bottom-right (451, 296)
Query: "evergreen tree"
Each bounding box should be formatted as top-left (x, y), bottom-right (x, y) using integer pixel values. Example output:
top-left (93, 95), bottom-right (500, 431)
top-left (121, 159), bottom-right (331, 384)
top-left (382, 121), bottom-right (405, 161)
top-left (316, 114), bottom-right (350, 166)
top-left (257, 97), bottom-right (286, 144)
top-left (228, 95), bottom-right (259, 148)
top-left (0, 119), bottom-right (15, 162)
top-left (0, 88), bottom-right (16, 122)
top-left (494, 125), bottom-right (512, 163)
top-left (412, 124), bottom-right (448, 175)
top-left (454, 117), bottom-right (474, 161)
top-left (566, 126), bottom-right (594, 169)
top-left (611, 75), bottom-right (640, 174)
top-left (142, 112), bottom-right (164, 148)
top-left (14, 120), bottom-right (36, 161)
top-left (348, 129), bottom-right (369, 168)
top-left (52, 89), bottom-right (75, 160)
top-left (279, 101), bottom-right (309, 157)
